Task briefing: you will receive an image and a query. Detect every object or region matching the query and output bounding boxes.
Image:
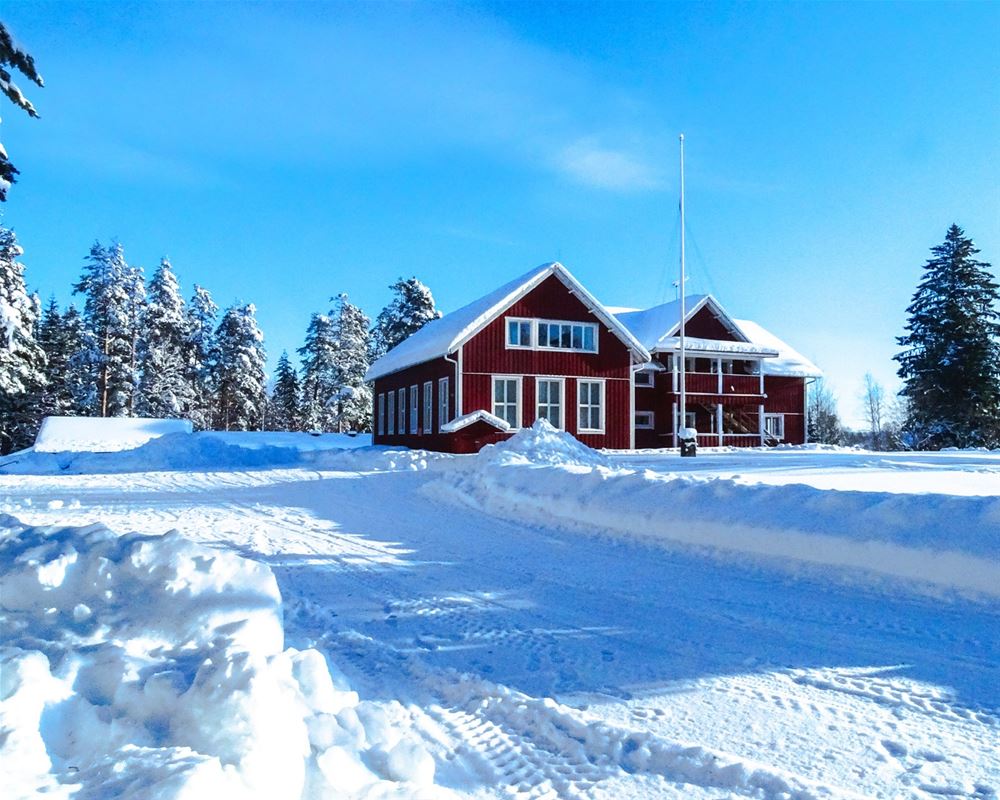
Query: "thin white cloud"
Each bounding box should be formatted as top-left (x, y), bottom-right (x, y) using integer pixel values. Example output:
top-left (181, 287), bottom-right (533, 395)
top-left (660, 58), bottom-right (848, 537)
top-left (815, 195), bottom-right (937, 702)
top-left (555, 139), bottom-right (662, 191)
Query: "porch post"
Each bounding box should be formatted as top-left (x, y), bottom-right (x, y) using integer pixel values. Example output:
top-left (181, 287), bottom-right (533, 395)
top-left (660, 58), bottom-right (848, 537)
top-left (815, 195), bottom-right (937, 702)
top-left (758, 403), bottom-right (765, 446)
top-left (716, 403), bottom-right (723, 447)
top-left (716, 358), bottom-right (723, 394)
top-left (758, 360), bottom-right (764, 395)
top-left (672, 400), bottom-right (677, 448)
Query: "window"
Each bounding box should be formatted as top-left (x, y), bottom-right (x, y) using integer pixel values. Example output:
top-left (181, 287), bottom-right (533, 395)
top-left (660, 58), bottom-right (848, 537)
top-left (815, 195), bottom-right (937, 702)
top-left (409, 385), bottom-right (418, 434)
top-left (577, 380), bottom-right (604, 432)
top-left (377, 394), bottom-right (385, 436)
top-left (635, 411), bottom-right (654, 429)
top-left (506, 318), bottom-right (533, 348)
top-left (438, 377), bottom-right (450, 431)
top-left (387, 391), bottom-right (395, 435)
top-left (764, 413), bottom-right (785, 440)
top-left (635, 370), bottom-right (654, 387)
top-left (535, 320), bottom-right (597, 353)
top-left (423, 383), bottom-right (433, 435)
top-left (536, 378), bottom-right (564, 429)
top-left (492, 376), bottom-right (520, 428)
top-left (397, 388), bottom-right (406, 435)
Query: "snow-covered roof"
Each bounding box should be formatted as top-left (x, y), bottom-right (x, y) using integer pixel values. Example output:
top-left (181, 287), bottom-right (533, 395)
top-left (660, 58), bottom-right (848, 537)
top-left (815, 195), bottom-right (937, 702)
top-left (733, 319), bottom-right (823, 378)
top-left (365, 262), bottom-right (651, 381)
top-left (440, 409), bottom-right (511, 434)
top-left (613, 295), bottom-right (822, 377)
top-left (614, 295), bottom-right (749, 351)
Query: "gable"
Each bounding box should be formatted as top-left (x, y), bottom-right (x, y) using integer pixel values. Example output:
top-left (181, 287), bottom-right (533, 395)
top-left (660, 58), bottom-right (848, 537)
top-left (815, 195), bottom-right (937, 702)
top-left (685, 305), bottom-right (743, 341)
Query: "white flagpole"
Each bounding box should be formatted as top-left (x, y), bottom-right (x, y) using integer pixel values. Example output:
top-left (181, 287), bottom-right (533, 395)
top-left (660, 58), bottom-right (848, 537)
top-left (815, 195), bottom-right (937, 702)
top-left (678, 134), bottom-right (687, 450)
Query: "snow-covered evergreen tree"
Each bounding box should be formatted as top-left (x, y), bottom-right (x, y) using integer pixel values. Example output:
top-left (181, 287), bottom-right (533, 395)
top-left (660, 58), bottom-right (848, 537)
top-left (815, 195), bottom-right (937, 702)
top-left (62, 305), bottom-right (95, 415)
top-left (298, 312), bottom-right (338, 432)
top-left (894, 225), bottom-right (1000, 449)
top-left (329, 294), bottom-right (372, 432)
top-left (214, 303), bottom-right (266, 431)
top-left (370, 277), bottom-right (440, 359)
top-left (0, 22), bottom-right (44, 201)
top-left (184, 285), bottom-right (218, 430)
top-left (136, 258), bottom-right (192, 418)
top-left (73, 241), bottom-right (146, 417)
top-left (267, 350), bottom-right (301, 431)
top-left (0, 226), bottom-right (45, 452)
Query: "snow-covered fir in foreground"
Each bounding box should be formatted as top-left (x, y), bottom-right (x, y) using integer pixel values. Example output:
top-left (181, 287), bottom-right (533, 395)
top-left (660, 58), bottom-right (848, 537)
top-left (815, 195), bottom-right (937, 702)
top-left (1, 421), bottom-right (998, 799)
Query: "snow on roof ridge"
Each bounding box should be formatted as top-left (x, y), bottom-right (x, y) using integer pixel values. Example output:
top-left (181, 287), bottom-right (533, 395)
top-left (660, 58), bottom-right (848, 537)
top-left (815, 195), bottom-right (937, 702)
top-left (440, 409), bottom-right (511, 433)
top-left (365, 262), bottom-right (649, 381)
top-left (732, 318), bottom-right (823, 378)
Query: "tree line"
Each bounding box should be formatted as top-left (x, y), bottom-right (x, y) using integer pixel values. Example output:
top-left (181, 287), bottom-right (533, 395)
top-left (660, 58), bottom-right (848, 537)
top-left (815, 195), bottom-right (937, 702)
top-left (807, 224), bottom-right (999, 450)
top-left (0, 228), bottom-right (440, 453)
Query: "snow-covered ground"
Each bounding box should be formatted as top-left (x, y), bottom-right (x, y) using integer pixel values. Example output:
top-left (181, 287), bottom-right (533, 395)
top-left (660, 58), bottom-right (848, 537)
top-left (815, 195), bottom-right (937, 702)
top-left (1, 425), bottom-right (998, 799)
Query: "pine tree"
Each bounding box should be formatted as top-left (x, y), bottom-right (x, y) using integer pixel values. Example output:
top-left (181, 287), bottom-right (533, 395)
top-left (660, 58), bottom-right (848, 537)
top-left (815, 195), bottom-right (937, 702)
top-left (0, 226), bottom-right (45, 452)
top-left (73, 241), bottom-right (146, 417)
top-left (61, 305), bottom-right (93, 415)
top-left (895, 225), bottom-right (1000, 449)
top-left (214, 303), bottom-right (266, 431)
top-left (298, 312), bottom-right (338, 432)
top-left (267, 351), bottom-right (301, 431)
top-left (0, 22), bottom-right (44, 201)
top-left (370, 277), bottom-right (440, 359)
top-left (329, 293), bottom-right (372, 432)
top-left (136, 258), bottom-right (192, 418)
top-left (184, 285), bottom-right (219, 430)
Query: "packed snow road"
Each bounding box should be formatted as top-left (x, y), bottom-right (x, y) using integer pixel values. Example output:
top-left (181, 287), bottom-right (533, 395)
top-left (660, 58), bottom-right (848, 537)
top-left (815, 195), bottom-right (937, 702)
top-left (2, 431), bottom-right (998, 799)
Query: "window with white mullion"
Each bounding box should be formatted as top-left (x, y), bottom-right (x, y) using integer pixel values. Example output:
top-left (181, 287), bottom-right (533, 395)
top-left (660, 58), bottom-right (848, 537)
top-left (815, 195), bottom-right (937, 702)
top-left (536, 378), bottom-right (563, 429)
top-left (492, 377), bottom-right (520, 428)
top-left (506, 318), bottom-right (533, 348)
top-left (397, 388), bottom-right (406, 434)
top-left (387, 391), bottom-right (396, 435)
top-left (438, 377), bottom-right (450, 430)
top-left (423, 382), bottom-right (433, 435)
top-left (377, 394), bottom-right (385, 436)
top-left (534, 320), bottom-right (597, 353)
top-left (577, 380), bottom-right (603, 432)
top-left (409, 385), bottom-right (418, 434)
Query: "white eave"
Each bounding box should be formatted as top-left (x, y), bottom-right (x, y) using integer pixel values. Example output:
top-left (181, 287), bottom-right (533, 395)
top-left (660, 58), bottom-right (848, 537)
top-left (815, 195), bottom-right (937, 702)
top-left (654, 336), bottom-right (779, 358)
top-left (366, 262), bottom-right (651, 382)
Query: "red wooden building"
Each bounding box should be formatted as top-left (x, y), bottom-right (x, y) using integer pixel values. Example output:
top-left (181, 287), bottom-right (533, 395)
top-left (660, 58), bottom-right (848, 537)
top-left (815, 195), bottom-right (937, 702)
top-left (366, 262), bottom-right (821, 452)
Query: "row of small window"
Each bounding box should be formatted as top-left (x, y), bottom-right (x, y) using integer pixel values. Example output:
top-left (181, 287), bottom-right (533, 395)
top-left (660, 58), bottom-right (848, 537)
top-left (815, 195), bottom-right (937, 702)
top-left (493, 376), bottom-right (604, 432)
top-left (632, 411), bottom-right (785, 438)
top-left (506, 318), bottom-right (598, 353)
top-left (376, 378), bottom-right (450, 436)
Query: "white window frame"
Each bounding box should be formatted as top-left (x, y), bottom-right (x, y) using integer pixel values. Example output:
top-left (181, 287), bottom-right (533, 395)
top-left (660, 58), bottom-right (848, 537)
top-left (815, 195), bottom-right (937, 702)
top-left (397, 388), bottom-right (406, 435)
top-left (409, 385), bottom-right (419, 434)
top-left (535, 377), bottom-right (566, 430)
top-left (764, 413), bottom-right (785, 440)
top-left (438, 377), bottom-right (450, 431)
top-left (635, 410), bottom-right (655, 429)
top-left (377, 393), bottom-right (385, 436)
top-left (423, 382), bottom-right (433, 435)
top-left (492, 375), bottom-right (522, 429)
top-left (535, 319), bottom-right (599, 354)
top-left (576, 379), bottom-right (605, 434)
top-left (635, 370), bottom-right (654, 387)
top-left (387, 391), bottom-right (396, 435)
top-left (505, 317), bottom-right (534, 349)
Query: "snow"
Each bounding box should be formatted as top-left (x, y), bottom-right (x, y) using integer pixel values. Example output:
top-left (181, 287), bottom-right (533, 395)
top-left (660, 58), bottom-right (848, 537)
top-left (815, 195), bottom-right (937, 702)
top-left (365, 262), bottom-right (649, 381)
top-left (1, 431), bottom-right (998, 799)
top-left (33, 416), bottom-right (194, 453)
top-left (439, 409), bottom-right (511, 433)
top-left (733, 318), bottom-right (823, 378)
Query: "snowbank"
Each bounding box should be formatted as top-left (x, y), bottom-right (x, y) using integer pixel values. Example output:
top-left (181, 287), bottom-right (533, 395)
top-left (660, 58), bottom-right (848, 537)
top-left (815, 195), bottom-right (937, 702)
top-left (430, 449), bottom-right (1000, 600)
top-left (34, 417), bottom-right (193, 453)
top-left (479, 419), bottom-right (608, 468)
top-left (0, 516), bottom-right (447, 799)
top-left (0, 432), bottom-right (434, 476)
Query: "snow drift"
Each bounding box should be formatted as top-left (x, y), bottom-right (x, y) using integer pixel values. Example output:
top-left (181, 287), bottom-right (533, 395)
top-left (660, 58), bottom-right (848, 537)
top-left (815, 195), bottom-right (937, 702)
top-left (34, 416), bottom-right (194, 453)
top-left (431, 425), bottom-right (1000, 599)
top-left (0, 515), bottom-right (446, 800)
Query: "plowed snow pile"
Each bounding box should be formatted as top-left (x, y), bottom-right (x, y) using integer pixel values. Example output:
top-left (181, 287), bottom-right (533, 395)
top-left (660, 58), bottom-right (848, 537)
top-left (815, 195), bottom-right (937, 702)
top-left (431, 423), bottom-right (1000, 598)
top-left (0, 515), bottom-right (445, 800)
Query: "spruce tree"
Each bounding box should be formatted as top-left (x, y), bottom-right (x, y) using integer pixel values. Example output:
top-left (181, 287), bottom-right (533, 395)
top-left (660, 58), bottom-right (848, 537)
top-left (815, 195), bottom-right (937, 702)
top-left (214, 303), bottom-right (266, 431)
top-left (370, 277), bottom-right (440, 359)
top-left (329, 293), bottom-right (372, 432)
top-left (73, 241), bottom-right (146, 417)
top-left (61, 305), bottom-right (93, 415)
top-left (298, 312), bottom-right (338, 432)
top-left (895, 224), bottom-right (1000, 448)
top-left (0, 22), bottom-right (44, 201)
top-left (268, 350), bottom-right (301, 431)
top-left (136, 258), bottom-right (192, 418)
top-left (0, 226), bottom-right (45, 452)
top-left (184, 285), bottom-right (218, 430)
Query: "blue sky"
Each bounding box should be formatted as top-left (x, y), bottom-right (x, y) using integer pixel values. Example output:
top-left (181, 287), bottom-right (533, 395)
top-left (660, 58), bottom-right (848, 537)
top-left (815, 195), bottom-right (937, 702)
top-left (2, 1), bottom-right (998, 427)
